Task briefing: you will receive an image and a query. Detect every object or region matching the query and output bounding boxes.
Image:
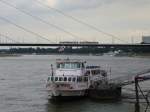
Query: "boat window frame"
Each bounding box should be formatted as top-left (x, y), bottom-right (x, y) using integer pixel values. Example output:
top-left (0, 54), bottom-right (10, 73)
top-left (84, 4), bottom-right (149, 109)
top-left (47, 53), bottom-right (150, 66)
top-left (55, 77), bottom-right (58, 81)
top-left (85, 70), bottom-right (90, 75)
top-left (64, 77), bottom-right (67, 81)
top-left (91, 69), bottom-right (100, 75)
top-left (59, 77), bottom-right (63, 81)
top-left (72, 77), bottom-right (76, 82)
top-left (68, 77), bottom-right (72, 82)
top-left (84, 77), bottom-right (88, 82)
top-left (51, 77), bottom-right (54, 81)
top-left (77, 76), bottom-right (82, 82)
top-left (56, 62), bottom-right (82, 69)
top-left (47, 77), bottom-right (50, 81)
top-left (81, 63), bottom-right (85, 68)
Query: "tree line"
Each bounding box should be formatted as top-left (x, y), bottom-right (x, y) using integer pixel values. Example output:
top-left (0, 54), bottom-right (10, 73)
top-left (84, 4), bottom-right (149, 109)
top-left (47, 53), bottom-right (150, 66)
top-left (0, 46), bottom-right (150, 54)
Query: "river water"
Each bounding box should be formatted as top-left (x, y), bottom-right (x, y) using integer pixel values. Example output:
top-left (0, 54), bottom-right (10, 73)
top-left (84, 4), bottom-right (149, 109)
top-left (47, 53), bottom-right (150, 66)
top-left (0, 55), bottom-right (150, 112)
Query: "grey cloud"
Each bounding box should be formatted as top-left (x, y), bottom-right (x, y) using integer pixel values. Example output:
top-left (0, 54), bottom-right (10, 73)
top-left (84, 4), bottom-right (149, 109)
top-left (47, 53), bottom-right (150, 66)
top-left (43, 0), bottom-right (150, 11)
top-left (55, 0), bottom-right (102, 10)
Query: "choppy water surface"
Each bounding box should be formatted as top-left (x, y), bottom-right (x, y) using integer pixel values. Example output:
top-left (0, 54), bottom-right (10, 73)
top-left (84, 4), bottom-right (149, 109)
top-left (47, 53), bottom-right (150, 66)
top-left (0, 55), bottom-right (150, 112)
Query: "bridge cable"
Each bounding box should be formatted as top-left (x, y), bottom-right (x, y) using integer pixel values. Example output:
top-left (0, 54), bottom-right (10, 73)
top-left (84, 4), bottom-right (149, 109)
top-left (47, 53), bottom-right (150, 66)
top-left (36, 0), bottom-right (128, 43)
top-left (0, 0), bottom-right (85, 41)
top-left (0, 16), bottom-right (53, 43)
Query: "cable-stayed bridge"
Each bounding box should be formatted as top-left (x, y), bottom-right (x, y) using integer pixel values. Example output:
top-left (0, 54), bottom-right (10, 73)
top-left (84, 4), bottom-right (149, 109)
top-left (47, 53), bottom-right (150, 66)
top-left (0, 33), bottom-right (149, 47)
top-left (0, 43), bottom-right (150, 48)
top-left (0, 0), bottom-right (133, 47)
top-left (0, 0), bottom-right (149, 48)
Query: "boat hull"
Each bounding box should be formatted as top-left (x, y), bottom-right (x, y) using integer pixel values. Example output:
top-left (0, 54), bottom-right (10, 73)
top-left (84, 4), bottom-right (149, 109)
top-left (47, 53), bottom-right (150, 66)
top-left (49, 95), bottom-right (86, 101)
top-left (88, 87), bottom-right (122, 101)
top-left (48, 89), bottom-right (88, 100)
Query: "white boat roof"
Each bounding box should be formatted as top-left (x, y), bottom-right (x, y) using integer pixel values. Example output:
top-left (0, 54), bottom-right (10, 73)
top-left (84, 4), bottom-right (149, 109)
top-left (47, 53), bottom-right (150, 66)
top-left (56, 59), bottom-right (85, 63)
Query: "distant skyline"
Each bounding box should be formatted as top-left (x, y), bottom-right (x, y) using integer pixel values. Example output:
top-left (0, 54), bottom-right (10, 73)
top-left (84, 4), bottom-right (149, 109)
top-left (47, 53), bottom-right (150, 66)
top-left (0, 0), bottom-right (150, 43)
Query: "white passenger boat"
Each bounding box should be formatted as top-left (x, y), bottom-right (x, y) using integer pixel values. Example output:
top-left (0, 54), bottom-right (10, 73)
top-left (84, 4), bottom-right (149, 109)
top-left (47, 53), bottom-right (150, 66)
top-left (46, 58), bottom-right (108, 100)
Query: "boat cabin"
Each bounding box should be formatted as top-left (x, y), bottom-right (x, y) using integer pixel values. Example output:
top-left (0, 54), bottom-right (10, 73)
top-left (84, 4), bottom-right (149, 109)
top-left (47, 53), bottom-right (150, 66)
top-left (56, 59), bottom-right (85, 69)
top-left (54, 59), bottom-right (86, 76)
top-left (86, 66), bottom-right (107, 77)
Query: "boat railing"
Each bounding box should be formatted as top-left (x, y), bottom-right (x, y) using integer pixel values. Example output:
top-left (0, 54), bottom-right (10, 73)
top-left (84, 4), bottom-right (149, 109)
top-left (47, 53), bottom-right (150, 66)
top-left (90, 75), bottom-right (107, 81)
top-left (47, 76), bottom-right (89, 83)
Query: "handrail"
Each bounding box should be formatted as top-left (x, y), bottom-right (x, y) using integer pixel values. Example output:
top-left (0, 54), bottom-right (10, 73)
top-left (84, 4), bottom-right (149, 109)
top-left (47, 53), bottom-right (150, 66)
top-left (108, 68), bottom-right (150, 86)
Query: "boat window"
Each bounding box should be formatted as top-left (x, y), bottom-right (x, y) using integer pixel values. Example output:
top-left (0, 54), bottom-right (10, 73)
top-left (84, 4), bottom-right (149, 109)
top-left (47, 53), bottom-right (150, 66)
top-left (68, 77), bottom-right (72, 82)
top-left (79, 77), bottom-right (82, 82)
top-left (65, 63), bottom-right (70, 69)
top-left (77, 77), bottom-right (79, 82)
top-left (51, 77), bottom-right (54, 81)
top-left (60, 63), bottom-right (65, 68)
top-left (59, 77), bottom-right (63, 81)
top-left (84, 77), bottom-right (88, 82)
top-left (47, 77), bottom-right (50, 81)
top-left (73, 77), bottom-right (76, 82)
top-left (77, 77), bottom-right (82, 82)
top-left (76, 63), bottom-right (81, 68)
top-left (57, 64), bottom-right (60, 68)
top-left (86, 71), bottom-right (90, 75)
top-left (57, 62), bottom-right (81, 69)
top-left (82, 63), bottom-right (85, 68)
top-left (91, 70), bottom-right (100, 75)
top-left (55, 77), bottom-right (58, 81)
top-left (91, 70), bottom-right (95, 75)
top-left (64, 77), bottom-right (67, 81)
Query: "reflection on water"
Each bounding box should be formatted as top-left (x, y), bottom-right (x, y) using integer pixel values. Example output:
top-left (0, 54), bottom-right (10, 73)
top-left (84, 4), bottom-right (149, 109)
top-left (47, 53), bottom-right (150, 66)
top-left (0, 55), bottom-right (150, 112)
top-left (46, 99), bottom-right (134, 112)
top-left (46, 99), bottom-right (88, 112)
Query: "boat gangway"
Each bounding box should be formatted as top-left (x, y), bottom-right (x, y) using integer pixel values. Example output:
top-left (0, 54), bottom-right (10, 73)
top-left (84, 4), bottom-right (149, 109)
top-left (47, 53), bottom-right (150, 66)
top-left (108, 68), bottom-right (150, 87)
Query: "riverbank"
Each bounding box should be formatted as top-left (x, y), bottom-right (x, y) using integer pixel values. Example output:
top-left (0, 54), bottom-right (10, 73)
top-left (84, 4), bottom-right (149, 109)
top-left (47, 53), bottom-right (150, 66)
top-left (0, 54), bottom-right (22, 57)
top-left (1, 53), bottom-right (150, 58)
top-left (132, 53), bottom-right (150, 58)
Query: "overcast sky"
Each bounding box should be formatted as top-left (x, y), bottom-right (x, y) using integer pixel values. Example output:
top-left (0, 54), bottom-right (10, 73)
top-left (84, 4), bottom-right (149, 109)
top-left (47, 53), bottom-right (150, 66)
top-left (0, 0), bottom-right (150, 43)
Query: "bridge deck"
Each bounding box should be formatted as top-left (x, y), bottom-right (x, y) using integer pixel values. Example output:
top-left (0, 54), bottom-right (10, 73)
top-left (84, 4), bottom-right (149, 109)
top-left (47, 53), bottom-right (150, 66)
top-left (0, 43), bottom-right (150, 47)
